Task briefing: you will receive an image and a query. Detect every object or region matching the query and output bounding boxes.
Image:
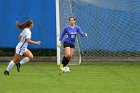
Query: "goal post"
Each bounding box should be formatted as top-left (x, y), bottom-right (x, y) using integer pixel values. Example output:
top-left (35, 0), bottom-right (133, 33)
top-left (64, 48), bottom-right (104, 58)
top-left (56, 0), bottom-right (61, 65)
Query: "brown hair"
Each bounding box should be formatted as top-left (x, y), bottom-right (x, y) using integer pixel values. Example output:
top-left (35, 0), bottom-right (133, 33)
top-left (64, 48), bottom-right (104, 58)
top-left (16, 19), bottom-right (33, 30)
top-left (69, 16), bottom-right (76, 21)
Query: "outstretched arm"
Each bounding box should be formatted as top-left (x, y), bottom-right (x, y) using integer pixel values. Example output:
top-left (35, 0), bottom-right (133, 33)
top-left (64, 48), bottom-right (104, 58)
top-left (77, 26), bottom-right (87, 37)
top-left (26, 29), bottom-right (41, 45)
top-left (26, 38), bottom-right (41, 45)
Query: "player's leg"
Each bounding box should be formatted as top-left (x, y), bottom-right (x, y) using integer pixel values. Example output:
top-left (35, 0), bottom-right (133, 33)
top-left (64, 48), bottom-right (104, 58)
top-left (63, 47), bottom-right (71, 66)
top-left (60, 47), bottom-right (71, 70)
top-left (4, 54), bottom-right (21, 76)
top-left (67, 48), bottom-right (74, 64)
top-left (70, 48), bottom-right (74, 58)
top-left (64, 47), bottom-right (74, 66)
top-left (60, 42), bottom-right (74, 70)
top-left (60, 47), bottom-right (74, 72)
top-left (16, 49), bottom-right (33, 72)
top-left (21, 49), bottom-right (33, 64)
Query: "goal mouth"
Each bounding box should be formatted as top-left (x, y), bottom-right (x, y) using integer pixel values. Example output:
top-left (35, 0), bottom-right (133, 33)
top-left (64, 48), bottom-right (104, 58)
top-left (57, 0), bottom-right (140, 64)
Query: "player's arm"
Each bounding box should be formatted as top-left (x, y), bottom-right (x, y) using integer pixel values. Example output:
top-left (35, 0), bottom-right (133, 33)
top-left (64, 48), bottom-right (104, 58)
top-left (26, 38), bottom-right (41, 45)
top-left (26, 30), bottom-right (41, 45)
top-left (59, 28), bottom-right (67, 41)
top-left (77, 26), bottom-right (87, 37)
top-left (57, 28), bottom-right (67, 47)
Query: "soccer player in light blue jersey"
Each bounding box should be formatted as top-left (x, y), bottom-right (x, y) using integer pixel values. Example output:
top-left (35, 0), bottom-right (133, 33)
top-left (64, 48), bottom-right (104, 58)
top-left (58, 17), bottom-right (87, 71)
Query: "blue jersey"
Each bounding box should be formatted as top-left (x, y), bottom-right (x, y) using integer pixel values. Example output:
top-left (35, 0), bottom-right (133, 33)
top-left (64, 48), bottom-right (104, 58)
top-left (59, 25), bottom-right (84, 45)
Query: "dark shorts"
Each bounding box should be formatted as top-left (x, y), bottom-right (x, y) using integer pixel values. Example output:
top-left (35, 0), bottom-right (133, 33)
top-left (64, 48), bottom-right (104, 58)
top-left (63, 42), bottom-right (75, 48)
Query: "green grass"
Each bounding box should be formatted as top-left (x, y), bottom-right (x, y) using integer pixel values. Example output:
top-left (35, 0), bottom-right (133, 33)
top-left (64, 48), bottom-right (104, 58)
top-left (0, 63), bottom-right (140, 93)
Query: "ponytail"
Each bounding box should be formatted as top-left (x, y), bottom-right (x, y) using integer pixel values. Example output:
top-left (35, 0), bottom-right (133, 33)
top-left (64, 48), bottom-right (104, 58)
top-left (16, 20), bottom-right (33, 30)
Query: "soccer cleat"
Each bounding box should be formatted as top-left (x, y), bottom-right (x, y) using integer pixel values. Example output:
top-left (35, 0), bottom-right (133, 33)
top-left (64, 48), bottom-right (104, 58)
top-left (60, 64), bottom-right (64, 71)
top-left (16, 63), bottom-right (21, 72)
top-left (4, 70), bottom-right (9, 76)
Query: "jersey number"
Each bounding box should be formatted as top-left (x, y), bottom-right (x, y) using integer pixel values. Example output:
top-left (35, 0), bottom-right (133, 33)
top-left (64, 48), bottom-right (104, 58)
top-left (71, 34), bottom-right (75, 38)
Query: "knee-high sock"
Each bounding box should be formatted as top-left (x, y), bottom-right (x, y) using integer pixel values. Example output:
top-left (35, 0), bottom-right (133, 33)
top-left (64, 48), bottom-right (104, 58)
top-left (62, 56), bottom-right (69, 67)
top-left (6, 61), bottom-right (15, 72)
top-left (65, 59), bottom-right (70, 66)
top-left (20, 57), bottom-right (30, 65)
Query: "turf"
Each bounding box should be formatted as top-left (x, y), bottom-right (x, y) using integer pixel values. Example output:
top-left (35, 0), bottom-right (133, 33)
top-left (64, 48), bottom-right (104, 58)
top-left (0, 63), bottom-right (140, 93)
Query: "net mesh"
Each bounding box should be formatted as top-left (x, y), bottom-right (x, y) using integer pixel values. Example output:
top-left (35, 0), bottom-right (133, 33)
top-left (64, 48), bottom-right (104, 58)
top-left (59, 0), bottom-right (140, 62)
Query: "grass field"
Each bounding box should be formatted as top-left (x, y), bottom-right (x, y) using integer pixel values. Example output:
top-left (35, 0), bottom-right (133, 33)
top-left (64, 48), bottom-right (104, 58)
top-left (0, 62), bottom-right (140, 93)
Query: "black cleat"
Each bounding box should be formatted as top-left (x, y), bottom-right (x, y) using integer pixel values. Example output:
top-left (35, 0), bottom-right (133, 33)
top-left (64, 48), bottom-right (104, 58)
top-left (16, 63), bottom-right (21, 72)
top-left (4, 70), bottom-right (9, 76)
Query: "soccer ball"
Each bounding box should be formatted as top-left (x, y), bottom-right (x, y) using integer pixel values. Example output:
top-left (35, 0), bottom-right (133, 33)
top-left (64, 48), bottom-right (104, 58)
top-left (63, 67), bottom-right (70, 73)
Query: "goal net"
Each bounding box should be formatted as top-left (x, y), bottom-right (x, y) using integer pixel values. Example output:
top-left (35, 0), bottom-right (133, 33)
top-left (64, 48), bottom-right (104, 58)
top-left (57, 0), bottom-right (140, 64)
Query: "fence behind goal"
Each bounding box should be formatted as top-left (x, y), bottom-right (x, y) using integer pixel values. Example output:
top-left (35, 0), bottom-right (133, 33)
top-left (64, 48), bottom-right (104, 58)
top-left (0, 0), bottom-right (56, 62)
top-left (58, 0), bottom-right (140, 63)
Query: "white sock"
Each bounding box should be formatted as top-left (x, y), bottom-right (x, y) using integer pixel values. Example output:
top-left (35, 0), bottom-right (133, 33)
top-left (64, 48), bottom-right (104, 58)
top-left (6, 61), bottom-right (15, 72)
top-left (20, 57), bottom-right (30, 65)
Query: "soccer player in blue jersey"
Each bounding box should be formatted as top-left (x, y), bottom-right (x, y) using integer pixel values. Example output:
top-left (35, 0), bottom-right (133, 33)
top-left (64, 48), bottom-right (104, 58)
top-left (4, 20), bottom-right (41, 76)
top-left (58, 16), bottom-right (87, 71)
